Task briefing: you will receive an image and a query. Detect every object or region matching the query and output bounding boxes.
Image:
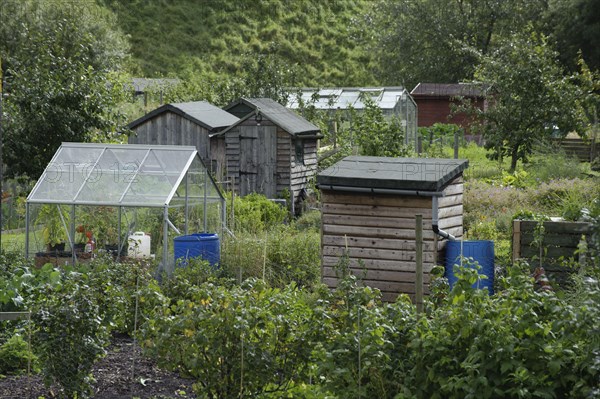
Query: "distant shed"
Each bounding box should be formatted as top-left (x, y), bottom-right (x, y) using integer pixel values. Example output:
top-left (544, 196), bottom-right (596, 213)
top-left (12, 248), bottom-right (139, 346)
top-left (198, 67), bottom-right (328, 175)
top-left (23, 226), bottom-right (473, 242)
top-left (127, 101), bottom-right (239, 177)
top-left (317, 156), bottom-right (468, 302)
top-left (219, 98), bottom-right (322, 213)
top-left (411, 83), bottom-right (487, 133)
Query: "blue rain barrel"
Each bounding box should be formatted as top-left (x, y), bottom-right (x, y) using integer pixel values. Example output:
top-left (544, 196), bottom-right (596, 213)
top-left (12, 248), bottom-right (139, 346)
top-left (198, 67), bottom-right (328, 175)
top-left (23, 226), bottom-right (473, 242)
top-left (174, 233), bottom-right (220, 267)
top-left (445, 240), bottom-right (495, 294)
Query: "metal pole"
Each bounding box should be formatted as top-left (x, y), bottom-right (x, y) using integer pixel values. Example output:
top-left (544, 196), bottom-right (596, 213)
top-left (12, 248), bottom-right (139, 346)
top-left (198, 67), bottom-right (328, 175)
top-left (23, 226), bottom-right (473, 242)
top-left (71, 205), bottom-right (76, 265)
top-left (415, 214), bottom-right (423, 313)
top-left (118, 206), bottom-right (122, 260)
top-left (184, 172), bottom-right (189, 235)
top-left (163, 206), bottom-right (170, 275)
top-left (203, 168), bottom-right (207, 232)
top-left (25, 202), bottom-right (30, 258)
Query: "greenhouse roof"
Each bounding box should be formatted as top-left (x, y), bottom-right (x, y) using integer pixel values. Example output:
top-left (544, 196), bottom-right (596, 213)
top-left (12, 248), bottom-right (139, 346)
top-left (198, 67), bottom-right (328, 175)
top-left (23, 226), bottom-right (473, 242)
top-left (287, 87), bottom-right (413, 110)
top-left (27, 143), bottom-right (223, 207)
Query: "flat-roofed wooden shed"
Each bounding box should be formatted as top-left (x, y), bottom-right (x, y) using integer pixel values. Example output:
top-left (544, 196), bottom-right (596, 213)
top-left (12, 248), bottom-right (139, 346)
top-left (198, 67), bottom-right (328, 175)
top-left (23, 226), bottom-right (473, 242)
top-left (317, 156), bottom-right (468, 302)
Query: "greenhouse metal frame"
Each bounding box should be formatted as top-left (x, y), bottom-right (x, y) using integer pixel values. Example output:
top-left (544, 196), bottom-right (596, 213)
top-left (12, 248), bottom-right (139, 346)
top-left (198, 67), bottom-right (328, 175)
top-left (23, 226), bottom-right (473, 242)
top-left (26, 143), bottom-right (226, 274)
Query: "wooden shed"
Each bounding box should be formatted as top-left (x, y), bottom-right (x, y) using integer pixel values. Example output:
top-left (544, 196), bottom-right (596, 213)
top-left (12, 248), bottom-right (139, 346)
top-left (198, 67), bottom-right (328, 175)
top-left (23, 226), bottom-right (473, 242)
top-left (219, 98), bottom-right (322, 213)
top-left (411, 83), bottom-right (487, 135)
top-left (127, 101), bottom-right (239, 177)
top-left (317, 156), bottom-right (468, 302)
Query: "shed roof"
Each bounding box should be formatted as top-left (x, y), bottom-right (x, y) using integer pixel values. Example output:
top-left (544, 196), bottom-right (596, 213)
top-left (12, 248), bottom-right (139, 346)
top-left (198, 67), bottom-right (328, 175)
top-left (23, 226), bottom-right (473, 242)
top-left (127, 101), bottom-right (239, 131)
top-left (411, 83), bottom-right (487, 98)
top-left (317, 156), bottom-right (468, 193)
top-left (287, 87), bottom-right (411, 110)
top-left (221, 98), bottom-right (320, 136)
top-left (27, 143), bottom-right (224, 207)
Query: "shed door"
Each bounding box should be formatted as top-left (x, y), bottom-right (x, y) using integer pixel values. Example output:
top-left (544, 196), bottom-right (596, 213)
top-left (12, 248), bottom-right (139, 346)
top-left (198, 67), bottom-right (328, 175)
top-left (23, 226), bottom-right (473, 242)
top-left (239, 125), bottom-right (277, 198)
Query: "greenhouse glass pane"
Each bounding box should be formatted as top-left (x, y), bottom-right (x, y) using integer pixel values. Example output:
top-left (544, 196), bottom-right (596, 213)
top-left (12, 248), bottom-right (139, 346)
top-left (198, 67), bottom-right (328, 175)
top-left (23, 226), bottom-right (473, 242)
top-left (76, 147), bottom-right (150, 204)
top-left (28, 145), bottom-right (105, 203)
top-left (121, 150), bottom-right (175, 206)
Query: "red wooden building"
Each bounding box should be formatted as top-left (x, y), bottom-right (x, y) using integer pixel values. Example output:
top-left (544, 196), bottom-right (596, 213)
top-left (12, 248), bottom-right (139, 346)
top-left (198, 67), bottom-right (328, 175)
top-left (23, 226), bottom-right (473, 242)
top-left (411, 83), bottom-right (487, 130)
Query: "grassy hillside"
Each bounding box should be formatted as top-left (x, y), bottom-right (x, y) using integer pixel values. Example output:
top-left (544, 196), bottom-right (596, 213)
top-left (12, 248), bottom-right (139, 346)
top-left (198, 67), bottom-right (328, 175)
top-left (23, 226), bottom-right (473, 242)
top-left (101, 0), bottom-right (377, 87)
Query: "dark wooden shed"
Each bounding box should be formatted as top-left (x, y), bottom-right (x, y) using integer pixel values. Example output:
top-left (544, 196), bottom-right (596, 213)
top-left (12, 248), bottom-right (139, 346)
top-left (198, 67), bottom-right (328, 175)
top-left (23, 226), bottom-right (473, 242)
top-left (411, 83), bottom-right (487, 134)
top-left (219, 98), bottom-right (322, 213)
top-left (127, 101), bottom-right (239, 177)
top-left (317, 156), bottom-right (468, 302)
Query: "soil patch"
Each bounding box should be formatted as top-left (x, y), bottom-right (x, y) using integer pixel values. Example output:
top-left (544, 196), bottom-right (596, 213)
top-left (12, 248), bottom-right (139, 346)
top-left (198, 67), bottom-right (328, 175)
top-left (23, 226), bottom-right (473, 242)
top-left (0, 333), bottom-right (197, 399)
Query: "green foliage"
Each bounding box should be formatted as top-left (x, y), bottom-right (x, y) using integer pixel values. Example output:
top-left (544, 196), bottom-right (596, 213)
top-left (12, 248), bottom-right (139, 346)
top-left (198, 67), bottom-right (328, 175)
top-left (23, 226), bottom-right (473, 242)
top-left (419, 123), bottom-right (462, 158)
top-left (1, 0), bottom-right (130, 178)
top-left (0, 334), bottom-right (37, 376)
top-left (34, 205), bottom-right (71, 248)
top-left (102, 0), bottom-right (375, 87)
top-left (545, 0), bottom-right (600, 73)
top-left (85, 258), bottom-right (162, 335)
top-left (229, 193), bottom-right (288, 234)
top-left (371, 0), bottom-right (547, 88)
top-left (465, 30), bottom-right (597, 172)
top-left (346, 101), bottom-right (411, 157)
top-left (141, 279), bottom-right (325, 399)
top-left (220, 225), bottom-right (321, 289)
top-left (33, 272), bottom-right (109, 398)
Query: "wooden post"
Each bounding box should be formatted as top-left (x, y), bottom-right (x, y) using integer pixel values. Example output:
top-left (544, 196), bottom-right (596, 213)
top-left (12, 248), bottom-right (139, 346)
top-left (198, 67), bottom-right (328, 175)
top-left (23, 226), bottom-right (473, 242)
top-left (415, 214), bottom-right (423, 313)
top-left (454, 131), bottom-right (459, 159)
top-left (417, 136), bottom-right (422, 155)
top-left (512, 220), bottom-right (521, 263)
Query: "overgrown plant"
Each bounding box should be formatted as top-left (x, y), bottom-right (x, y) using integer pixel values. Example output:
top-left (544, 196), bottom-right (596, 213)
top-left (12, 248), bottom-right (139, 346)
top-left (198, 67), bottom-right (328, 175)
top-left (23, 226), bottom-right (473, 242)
top-left (32, 272), bottom-right (109, 398)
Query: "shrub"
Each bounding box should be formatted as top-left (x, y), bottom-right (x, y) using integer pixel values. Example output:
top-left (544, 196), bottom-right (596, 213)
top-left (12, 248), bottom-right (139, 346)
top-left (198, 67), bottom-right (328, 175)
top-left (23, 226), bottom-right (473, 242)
top-left (85, 257), bottom-right (161, 334)
top-left (228, 193), bottom-right (288, 234)
top-left (220, 226), bottom-right (321, 289)
top-left (33, 272), bottom-right (109, 398)
top-left (141, 279), bottom-right (325, 399)
top-left (0, 334), bottom-right (38, 375)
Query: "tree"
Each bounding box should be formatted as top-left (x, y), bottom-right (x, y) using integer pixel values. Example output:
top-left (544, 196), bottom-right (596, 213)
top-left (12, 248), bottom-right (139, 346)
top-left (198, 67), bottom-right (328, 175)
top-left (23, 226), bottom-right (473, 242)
top-left (465, 31), bottom-right (597, 172)
top-left (371, 0), bottom-right (547, 89)
top-left (544, 0), bottom-right (600, 73)
top-left (0, 0), bottom-right (130, 178)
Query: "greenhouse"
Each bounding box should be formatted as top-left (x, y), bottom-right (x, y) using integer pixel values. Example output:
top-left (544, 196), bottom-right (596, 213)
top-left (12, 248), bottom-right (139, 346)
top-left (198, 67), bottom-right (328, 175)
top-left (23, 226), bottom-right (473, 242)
top-left (25, 143), bottom-right (226, 274)
top-left (287, 87), bottom-right (419, 147)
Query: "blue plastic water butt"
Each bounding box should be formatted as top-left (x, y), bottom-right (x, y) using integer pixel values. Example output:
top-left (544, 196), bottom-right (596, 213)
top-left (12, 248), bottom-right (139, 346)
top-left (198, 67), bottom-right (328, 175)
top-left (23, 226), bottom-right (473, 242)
top-left (445, 240), bottom-right (495, 294)
top-left (174, 233), bottom-right (220, 267)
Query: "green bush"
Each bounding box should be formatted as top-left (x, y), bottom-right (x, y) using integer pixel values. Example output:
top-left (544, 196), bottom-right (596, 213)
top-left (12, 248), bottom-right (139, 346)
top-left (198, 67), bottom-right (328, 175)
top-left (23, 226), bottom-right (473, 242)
top-left (141, 278), bottom-right (325, 399)
top-left (220, 225), bottom-right (321, 288)
top-left (229, 193), bottom-right (288, 234)
top-left (0, 334), bottom-right (38, 376)
top-left (33, 272), bottom-right (109, 398)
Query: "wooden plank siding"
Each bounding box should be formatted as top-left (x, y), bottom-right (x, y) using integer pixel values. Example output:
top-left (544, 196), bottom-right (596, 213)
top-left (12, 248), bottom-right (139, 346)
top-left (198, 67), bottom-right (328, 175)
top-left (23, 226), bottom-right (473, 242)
top-left (290, 136), bottom-right (318, 211)
top-left (320, 174), bottom-right (464, 302)
top-left (276, 129), bottom-right (291, 196)
top-left (320, 190), bottom-right (435, 301)
top-left (129, 111), bottom-right (211, 164)
top-left (513, 220), bottom-right (591, 285)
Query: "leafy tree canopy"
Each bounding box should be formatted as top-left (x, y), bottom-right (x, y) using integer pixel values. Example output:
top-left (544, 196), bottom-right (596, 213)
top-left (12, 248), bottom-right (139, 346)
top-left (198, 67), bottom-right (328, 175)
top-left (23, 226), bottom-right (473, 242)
top-left (0, 0), bottom-right (130, 178)
top-left (371, 0), bottom-right (548, 89)
top-left (465, 31), bottom-right (598, 172)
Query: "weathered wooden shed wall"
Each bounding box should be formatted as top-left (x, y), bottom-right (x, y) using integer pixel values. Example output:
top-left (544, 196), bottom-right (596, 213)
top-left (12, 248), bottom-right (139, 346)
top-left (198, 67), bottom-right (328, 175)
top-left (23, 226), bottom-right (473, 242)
top-left (320, 175), bottom-right (464, 302)
top-left (222, 118), bottom-right (318, 204)
top-left (222, 98), bottom-right (321, 210)
top-left (436, 176), bottom-right (464, 252)
top-left (127, 102), bottom-right (239, 182)
top-left (129, 111), bottom-right (211, 162)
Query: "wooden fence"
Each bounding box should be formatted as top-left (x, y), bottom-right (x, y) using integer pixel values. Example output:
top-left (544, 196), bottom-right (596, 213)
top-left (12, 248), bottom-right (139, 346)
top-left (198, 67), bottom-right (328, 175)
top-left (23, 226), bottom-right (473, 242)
top-left (552, 137), bottom-right (598, 162)
top-left (513, 220), bottom-right (591, 285)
